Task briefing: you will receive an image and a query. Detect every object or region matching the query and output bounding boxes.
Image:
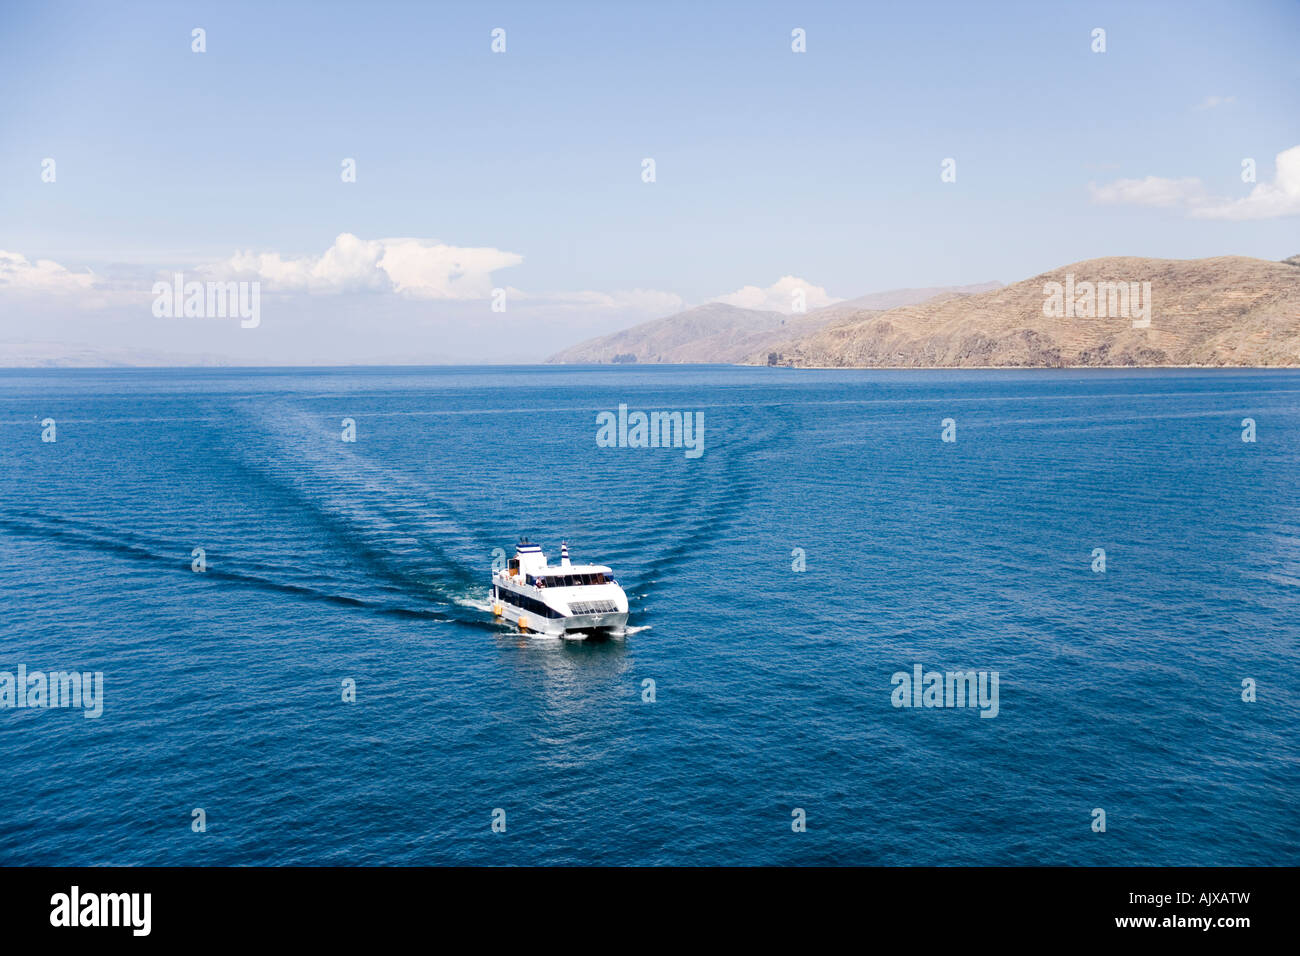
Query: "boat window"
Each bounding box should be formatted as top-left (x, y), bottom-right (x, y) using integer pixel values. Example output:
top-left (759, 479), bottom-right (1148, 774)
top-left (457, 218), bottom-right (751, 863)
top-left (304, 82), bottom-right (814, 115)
top-left (531, 573), bottom-right (612, 588)
top-left (497, 587), bottom-right (561, 617)
top-left (569, 599), bottom-right (617, 615)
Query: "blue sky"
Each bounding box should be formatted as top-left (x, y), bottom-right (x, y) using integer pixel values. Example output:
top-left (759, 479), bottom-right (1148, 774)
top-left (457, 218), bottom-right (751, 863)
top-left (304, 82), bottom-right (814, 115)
top-left (1, 0), bottom-right (1297, 362)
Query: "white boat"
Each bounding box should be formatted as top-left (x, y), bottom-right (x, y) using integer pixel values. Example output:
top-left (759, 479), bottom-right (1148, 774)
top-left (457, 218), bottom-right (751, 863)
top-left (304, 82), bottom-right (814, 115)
top-left (490, 539), bottom-right (629, 637)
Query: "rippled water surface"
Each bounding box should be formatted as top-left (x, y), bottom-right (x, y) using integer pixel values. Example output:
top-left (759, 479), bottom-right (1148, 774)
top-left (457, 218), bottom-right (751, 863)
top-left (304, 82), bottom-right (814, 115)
top-left (1, 366), bottom-right (1297, 865)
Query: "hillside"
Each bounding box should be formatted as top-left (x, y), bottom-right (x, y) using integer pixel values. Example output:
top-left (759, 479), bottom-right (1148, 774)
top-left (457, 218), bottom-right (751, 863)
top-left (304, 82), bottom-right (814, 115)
top-left (546, 283), bottom-right (1001, 364)
top-left (750, 256), bottom-right (1300, 368)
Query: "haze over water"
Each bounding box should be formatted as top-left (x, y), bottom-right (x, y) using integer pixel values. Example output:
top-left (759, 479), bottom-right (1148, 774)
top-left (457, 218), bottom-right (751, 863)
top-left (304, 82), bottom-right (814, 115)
top-left (1, 366), bottom-right (1296, 865)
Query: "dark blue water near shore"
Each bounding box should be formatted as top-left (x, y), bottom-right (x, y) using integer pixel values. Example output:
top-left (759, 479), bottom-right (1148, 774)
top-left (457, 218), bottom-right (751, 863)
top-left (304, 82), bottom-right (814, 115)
top-left (1, 366), bottom-right (1297, 865)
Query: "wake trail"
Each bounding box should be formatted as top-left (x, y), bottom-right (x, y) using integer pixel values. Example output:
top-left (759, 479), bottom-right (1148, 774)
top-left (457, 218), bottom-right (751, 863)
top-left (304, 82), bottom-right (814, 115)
top-left (0, 511), bottom-right (492, 627)
top-left (224, 402), bottom-right (495, 605)
top-left (620, 405), bottom-right (791, 601)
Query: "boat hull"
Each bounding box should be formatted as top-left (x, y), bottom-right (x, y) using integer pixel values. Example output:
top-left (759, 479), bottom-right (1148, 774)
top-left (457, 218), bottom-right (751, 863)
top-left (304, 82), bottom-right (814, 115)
top-left (495, 601), bottom-right (628, 637)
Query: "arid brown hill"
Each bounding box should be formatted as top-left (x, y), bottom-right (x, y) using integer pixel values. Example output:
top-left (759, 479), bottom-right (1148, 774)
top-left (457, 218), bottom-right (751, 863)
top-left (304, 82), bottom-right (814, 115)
top-left (546, 283), bottom-right (1000, 365)
top-left (750, 256), bottom-right (1300, 368)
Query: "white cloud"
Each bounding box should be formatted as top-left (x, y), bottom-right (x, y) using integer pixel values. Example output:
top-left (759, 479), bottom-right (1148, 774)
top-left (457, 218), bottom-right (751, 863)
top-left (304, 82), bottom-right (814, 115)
top-left (0, 234), bottom-right (685, 331)
top-left (0, 250), bottom-right (97, 294)
top-left (1089, 145), bottom-right (1300, 221)
top-left (1089, 176), bottom-right (1207, 208)
top-left (1195, 95), bottom-right (1235, 110)
top-left (1191, 145), bottom-right (1300, 220)
top-left (711, 275), bottom-right (840, 314)
top-left (200, 232), bottom-right (523, 298)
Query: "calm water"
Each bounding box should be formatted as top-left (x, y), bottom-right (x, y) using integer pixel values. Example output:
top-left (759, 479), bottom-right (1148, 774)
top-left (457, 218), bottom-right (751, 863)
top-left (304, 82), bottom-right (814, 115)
top-left (1, 365), bottom-right (1297, 865)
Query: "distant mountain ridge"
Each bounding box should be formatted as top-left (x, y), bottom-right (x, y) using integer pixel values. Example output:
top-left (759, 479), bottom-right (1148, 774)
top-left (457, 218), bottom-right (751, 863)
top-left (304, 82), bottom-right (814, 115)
top-left (545, 282), bottom-right (1002, 365)
top-left (748, 256), bottom-right (1300, 368)
top-left (0, 341), bottom-right (457, 368)
top-left (805, 281), bottom-right (1003, 322)
top-left (0, 341), bottom-right (236, 367)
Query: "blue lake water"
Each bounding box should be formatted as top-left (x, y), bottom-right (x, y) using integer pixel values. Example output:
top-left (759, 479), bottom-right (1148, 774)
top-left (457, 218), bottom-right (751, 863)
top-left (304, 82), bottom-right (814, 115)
top-left (1, 365), bottom-right (1297, 865)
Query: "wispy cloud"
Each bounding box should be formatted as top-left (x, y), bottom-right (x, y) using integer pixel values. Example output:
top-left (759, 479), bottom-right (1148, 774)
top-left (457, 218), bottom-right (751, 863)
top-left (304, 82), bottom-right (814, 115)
top-left (711, 276), bottom-right (840, 314)
top-left (1089, 176), bottom-right (1207, 208)
top-left (1089, 145), bottom-right (1300, 220)
top-left (1192, 145), bottom-right (1300, 220)
top-left (0, 236), bottom-right (687, 333)
top-left (0, 250), bottom-right (97, 294)
top-left (520, 288), bottom-right (685, 313)
top-left (1195, 95), bottom-right (1236, 110)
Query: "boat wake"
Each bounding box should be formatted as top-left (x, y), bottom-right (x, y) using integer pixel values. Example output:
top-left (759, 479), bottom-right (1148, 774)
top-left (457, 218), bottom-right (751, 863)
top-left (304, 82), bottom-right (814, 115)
top-left (1, 397), bottom-right (793, 634)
